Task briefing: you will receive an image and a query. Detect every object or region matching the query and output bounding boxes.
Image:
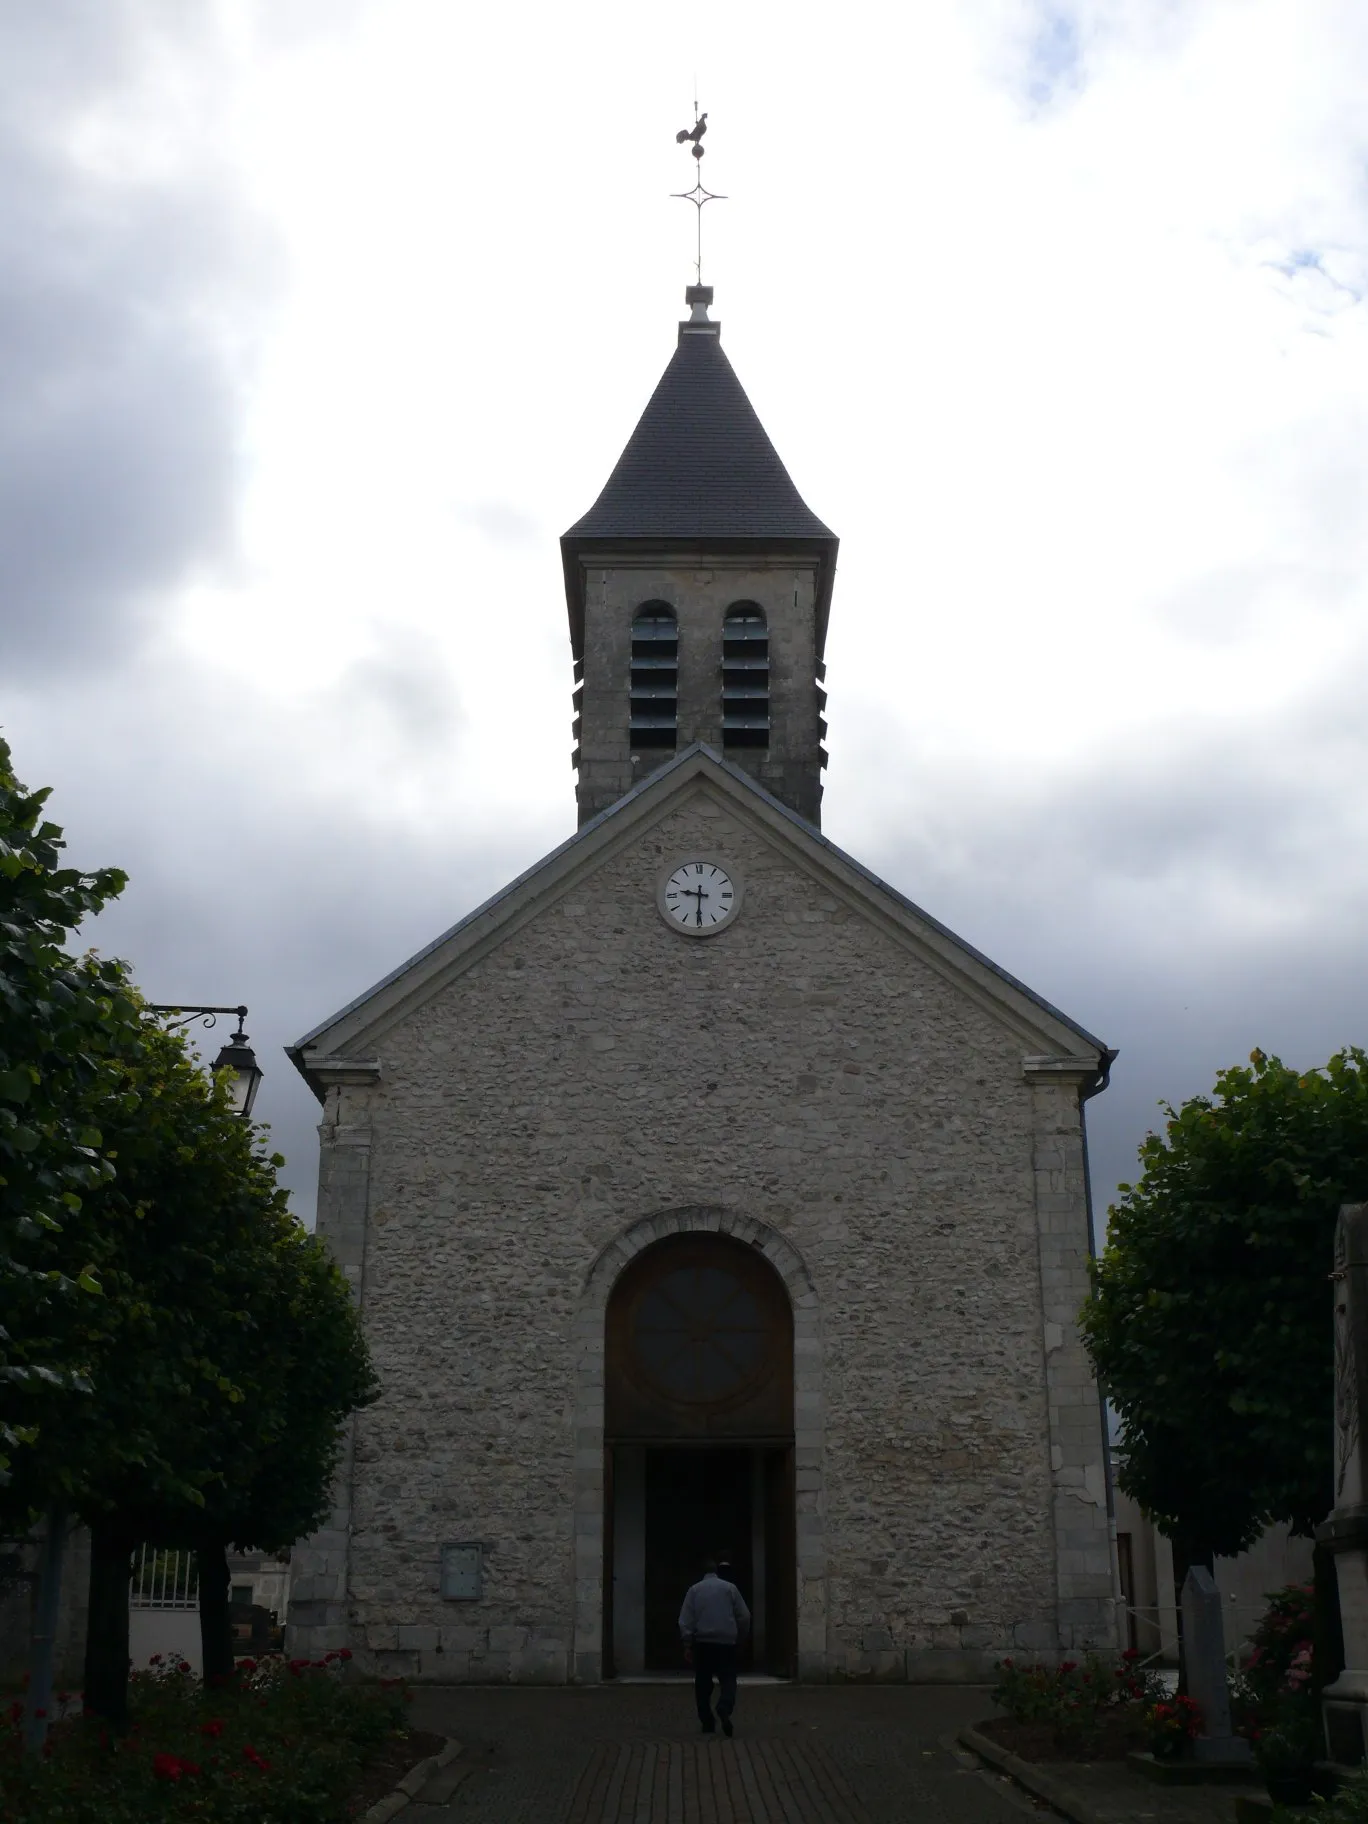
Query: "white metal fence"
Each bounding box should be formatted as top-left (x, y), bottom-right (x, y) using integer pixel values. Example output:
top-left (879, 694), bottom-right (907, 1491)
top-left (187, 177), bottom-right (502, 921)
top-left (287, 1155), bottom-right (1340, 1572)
top-left (1121, 1598), bottom-right (1270, 1674)
top-left (129, 1545), bottom-right (199, 1610)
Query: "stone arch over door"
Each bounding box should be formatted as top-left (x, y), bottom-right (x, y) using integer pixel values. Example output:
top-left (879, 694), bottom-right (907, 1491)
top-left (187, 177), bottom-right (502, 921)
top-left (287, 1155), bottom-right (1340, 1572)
top-left (572, 1207), bottom-right (825, 1682)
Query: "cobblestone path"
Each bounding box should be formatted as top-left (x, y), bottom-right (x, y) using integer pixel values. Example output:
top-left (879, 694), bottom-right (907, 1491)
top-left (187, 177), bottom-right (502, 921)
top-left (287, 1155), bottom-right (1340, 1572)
top-left (405, 1683), bottom-right (1030, 1824)
top-left (565, 1736), bottom-right (871, 1823)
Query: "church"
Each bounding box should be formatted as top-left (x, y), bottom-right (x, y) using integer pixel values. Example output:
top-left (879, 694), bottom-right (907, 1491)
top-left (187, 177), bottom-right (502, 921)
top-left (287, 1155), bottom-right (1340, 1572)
top-left (284, 282), bottom-right (1120, 1684)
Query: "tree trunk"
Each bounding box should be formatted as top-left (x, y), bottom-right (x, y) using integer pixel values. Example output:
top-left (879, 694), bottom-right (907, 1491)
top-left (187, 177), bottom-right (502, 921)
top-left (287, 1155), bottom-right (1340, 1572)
top-left (197, 1539), bottom-right (234, 1685)
top-left (23, 1506), bottom-right (67, 1755)
top-left (83, 1522), bottom-right (135, 1727)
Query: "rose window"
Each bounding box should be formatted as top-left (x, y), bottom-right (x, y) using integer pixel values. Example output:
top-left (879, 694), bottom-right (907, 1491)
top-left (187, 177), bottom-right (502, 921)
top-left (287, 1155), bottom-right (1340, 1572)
top-left (630, 1263), bottom-right (774, 1406)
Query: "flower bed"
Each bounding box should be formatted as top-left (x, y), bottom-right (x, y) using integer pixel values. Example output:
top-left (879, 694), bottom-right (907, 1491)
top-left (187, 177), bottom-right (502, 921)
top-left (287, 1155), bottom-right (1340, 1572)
top-left (1, 1651), bottom-right (430, 1823)
top-left (983, 1650), bottom-right (1168, 1761)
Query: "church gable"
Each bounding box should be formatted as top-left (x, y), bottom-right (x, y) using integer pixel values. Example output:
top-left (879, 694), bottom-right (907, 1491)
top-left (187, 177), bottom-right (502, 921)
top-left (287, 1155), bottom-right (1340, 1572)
top-left (291, 746), bottom-right (1105, 1091)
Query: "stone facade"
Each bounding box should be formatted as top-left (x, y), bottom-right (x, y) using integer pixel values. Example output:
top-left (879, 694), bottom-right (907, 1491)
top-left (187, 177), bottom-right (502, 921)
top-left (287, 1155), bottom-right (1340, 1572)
top-left (574, 555), bottom-right (824, 826)
top-left (287, 751), bottom-right (1118, 1681)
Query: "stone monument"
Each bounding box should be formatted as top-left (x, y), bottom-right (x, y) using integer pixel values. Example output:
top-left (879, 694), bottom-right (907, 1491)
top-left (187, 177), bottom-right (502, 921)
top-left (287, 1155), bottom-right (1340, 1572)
top-left (1181, 1567), bottom-right (1253, 1764)
top-left (1319, 1202), bottom-right (1368, 1765)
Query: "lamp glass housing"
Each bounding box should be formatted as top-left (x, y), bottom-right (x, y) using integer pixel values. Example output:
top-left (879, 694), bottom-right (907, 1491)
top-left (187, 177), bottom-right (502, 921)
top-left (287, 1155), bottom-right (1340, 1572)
top-left (212, 1039), bottom-right (263, 1120)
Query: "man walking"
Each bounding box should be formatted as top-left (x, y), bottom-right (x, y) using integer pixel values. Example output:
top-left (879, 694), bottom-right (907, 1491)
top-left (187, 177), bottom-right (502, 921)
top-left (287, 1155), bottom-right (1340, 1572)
top-left (679, 1555), bottom-right (750, 1737)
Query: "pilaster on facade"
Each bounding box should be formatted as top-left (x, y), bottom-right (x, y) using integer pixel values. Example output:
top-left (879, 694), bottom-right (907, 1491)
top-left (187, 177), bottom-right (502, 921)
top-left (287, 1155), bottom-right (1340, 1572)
top-left (1023, 1056), bottom-right (1119, 1654)
top-left (284, 1066), bottom-right (379, 1662)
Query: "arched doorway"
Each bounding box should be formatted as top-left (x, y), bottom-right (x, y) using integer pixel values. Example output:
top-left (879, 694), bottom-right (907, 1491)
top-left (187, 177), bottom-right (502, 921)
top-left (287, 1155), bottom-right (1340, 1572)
top-left (603, 1232), bottom-right (797, 1677)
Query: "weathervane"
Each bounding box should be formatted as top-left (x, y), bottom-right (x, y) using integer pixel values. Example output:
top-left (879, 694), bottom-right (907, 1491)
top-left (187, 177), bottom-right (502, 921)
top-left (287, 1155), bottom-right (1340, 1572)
top-left (672, 97), bottom-right (726, 284)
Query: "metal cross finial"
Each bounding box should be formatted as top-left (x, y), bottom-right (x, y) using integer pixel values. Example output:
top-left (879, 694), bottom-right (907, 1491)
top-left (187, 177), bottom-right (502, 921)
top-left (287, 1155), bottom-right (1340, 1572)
top-left (672, 97), bottom-right (726, 285)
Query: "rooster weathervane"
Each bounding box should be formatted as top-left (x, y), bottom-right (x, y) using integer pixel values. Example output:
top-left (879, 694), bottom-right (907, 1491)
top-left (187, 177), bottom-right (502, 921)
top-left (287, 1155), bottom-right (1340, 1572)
top-left (672, 101), bottom-right (726, 285)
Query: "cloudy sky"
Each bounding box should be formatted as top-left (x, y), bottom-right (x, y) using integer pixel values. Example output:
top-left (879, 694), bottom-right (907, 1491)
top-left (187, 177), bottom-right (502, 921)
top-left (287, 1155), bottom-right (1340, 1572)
top-left (4, 0), bottom-right (1367, 1227)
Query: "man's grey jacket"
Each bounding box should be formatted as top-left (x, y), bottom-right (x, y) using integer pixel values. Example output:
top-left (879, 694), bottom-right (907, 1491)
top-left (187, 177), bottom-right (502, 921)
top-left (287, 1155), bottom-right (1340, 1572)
top-left (679, 1572), bottom-right (751, 1646)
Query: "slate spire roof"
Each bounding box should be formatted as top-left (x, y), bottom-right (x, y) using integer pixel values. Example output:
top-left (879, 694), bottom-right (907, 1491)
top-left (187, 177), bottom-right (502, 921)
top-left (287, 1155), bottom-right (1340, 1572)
top-left (563, 298), bottom-right (835, 543)
top-left (561, 287), bottom-right (838, 656)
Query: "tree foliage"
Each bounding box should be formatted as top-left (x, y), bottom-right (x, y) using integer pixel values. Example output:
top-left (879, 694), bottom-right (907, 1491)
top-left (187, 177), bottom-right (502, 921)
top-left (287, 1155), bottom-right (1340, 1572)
top-left (0, 734), bottom-right (141, 1481)
top-left (4, 1021), bottom-right (377, 1718)
top-left (1081, 1048), bottom-right (1368, 1560)
top-left (1, 735), bottom-right (378, 1724)
top-left (189, 1226), bottom-right (379, 1682)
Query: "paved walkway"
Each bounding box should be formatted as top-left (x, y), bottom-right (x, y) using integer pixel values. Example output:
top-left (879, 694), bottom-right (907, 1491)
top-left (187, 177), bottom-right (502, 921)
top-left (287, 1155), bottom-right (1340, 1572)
top-left (965, 1748), bottom-right (1259, 1824)
top-left (564, 1737), bottom-right (872, 1822)
top-left (403, 1684), bottom-right (1041, 1824)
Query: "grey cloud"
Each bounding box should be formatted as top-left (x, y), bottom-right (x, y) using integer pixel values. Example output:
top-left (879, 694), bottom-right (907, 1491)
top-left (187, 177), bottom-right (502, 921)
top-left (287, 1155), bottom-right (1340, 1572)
top-left (848, 645), bottom-right (1368, 909)
top-left (0, 9), bottom-right (276, 679)
top-left (84, 780), bottom-right (551, 1223)
top-left (840, 684), bottom-right (1368, 1222)
top-left (330, 630), bottom-right (463, 753)
top-left (1149, 565), bottom-right (1358, 646)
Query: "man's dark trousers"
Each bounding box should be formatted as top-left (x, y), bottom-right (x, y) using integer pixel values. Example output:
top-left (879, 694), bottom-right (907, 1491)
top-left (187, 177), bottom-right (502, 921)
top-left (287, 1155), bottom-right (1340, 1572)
top-left (694, 1642), bottom-right (738, 1731)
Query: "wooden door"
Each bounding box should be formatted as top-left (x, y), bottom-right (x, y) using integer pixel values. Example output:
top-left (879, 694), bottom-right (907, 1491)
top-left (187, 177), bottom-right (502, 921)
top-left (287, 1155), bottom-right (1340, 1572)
top-left (764, 1446), bottom-right (797, 1677)
top-left (602, 1445), bottom-right (615, 1680)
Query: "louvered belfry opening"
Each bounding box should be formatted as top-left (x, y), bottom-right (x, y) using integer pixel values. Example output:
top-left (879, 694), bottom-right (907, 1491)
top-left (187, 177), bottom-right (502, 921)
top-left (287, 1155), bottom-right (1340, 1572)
top-left (629, 603), bottom-right (678, 750)
top-left (721, 604), bottom-right (769, 749)
top-left (561, 288), bottom-right (838, 825)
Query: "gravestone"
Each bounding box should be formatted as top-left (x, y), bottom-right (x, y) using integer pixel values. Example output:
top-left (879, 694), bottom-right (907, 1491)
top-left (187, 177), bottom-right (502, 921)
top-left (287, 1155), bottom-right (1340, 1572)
top-left (1319, 1203), bottom-right (1368, 1765)
top-left (1181, 1567), bottom-right (1253, 1764)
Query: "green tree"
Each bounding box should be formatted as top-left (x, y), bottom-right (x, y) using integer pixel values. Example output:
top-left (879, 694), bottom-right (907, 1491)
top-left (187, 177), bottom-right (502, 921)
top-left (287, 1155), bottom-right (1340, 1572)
top-left (0, 734), bottom-right (140, 1479)
top-left (1081, 1047), bottom-right (1368, 1569)
top-left (181, 1224), bottom-right (377, 1684)
top-left (5, 1021), bottom-right (376, 1723)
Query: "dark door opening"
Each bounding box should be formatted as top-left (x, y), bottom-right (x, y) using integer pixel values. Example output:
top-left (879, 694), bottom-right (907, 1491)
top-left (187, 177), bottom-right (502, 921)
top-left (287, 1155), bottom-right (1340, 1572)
top-left (645, 1448), bottom-right (752, 1671)
top-left (604, 1233), bottom-right (797, 1679)
top-left (610, 1442), bottom-right (795, 1676)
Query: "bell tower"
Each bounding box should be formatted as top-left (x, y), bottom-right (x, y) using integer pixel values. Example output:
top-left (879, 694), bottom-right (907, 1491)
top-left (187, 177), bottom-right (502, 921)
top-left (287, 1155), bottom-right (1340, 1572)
top-left (561, 286), bottom-right (838, 828)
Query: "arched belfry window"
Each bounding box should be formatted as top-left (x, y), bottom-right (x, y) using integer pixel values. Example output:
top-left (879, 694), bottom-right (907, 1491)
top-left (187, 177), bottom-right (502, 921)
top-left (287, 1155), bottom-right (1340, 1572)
top-left (722, 604), bottom-right (769, 749)
top-left (630, 604), bottom-right (678, 750)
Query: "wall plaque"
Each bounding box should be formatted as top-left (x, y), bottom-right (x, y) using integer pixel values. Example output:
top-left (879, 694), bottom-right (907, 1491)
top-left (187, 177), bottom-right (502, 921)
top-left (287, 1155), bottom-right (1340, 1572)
top-left (440, 1543), bottom-right (482, 1601)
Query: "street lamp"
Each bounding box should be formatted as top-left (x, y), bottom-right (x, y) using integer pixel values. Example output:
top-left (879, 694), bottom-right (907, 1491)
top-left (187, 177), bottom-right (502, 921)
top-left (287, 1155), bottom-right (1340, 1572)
top-left (145, 1004), bottom-right (264, 1119)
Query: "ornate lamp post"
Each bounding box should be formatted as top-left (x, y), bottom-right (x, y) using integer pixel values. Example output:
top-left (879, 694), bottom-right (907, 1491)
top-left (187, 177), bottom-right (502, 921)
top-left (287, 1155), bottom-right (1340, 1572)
top-left (145, 1004), bottom-right (264, 1118)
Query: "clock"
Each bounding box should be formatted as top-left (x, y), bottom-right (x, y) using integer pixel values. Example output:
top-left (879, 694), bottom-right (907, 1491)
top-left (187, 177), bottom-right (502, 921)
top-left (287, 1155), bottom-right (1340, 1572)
top-left (657, 858), bottom-right (742, 936)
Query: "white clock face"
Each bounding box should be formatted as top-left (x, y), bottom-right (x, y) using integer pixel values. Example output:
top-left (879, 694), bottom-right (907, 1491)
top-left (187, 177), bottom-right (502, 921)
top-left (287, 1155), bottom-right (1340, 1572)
top-left (659, 859), bottom-right (740, 935)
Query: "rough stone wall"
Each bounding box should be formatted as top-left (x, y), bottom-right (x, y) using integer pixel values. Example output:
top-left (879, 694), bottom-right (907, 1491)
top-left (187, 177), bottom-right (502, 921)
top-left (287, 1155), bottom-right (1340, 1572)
top-left (575, 554), bottom-right (822, 825)
top-left (294, 786), bottom-right (1114, 1680)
